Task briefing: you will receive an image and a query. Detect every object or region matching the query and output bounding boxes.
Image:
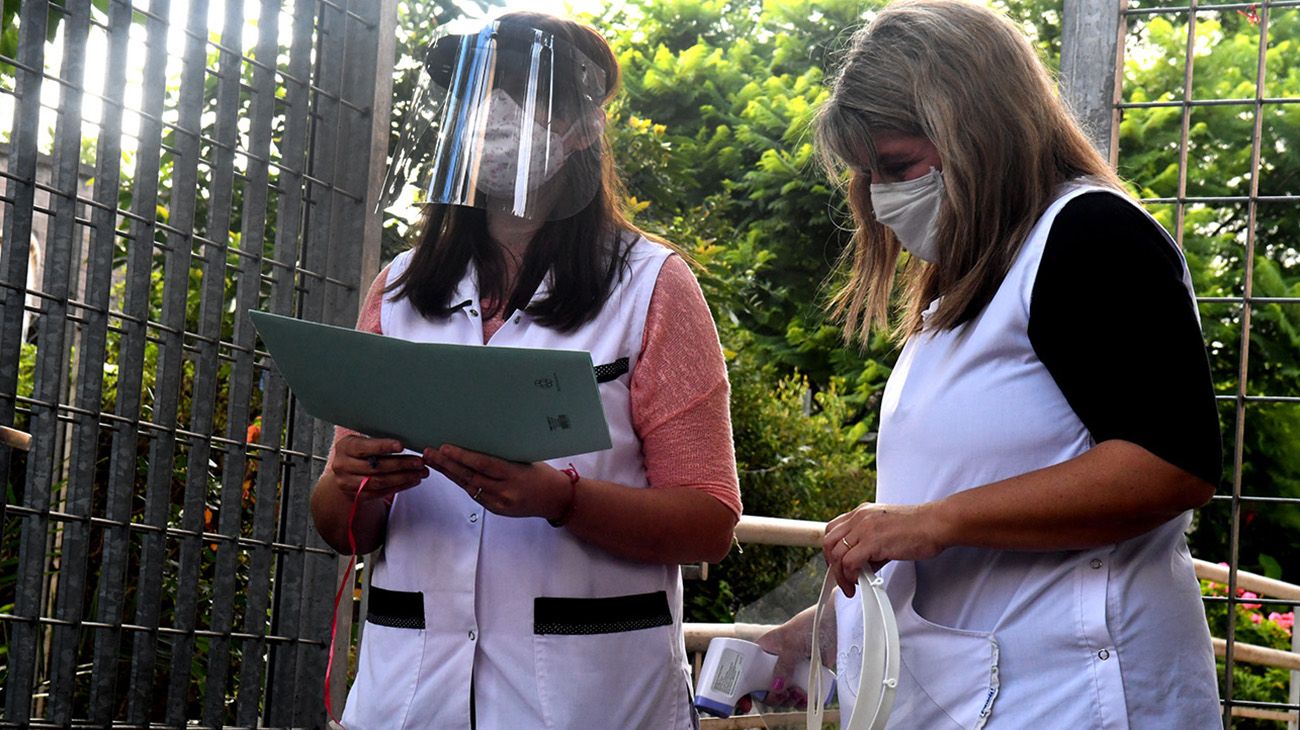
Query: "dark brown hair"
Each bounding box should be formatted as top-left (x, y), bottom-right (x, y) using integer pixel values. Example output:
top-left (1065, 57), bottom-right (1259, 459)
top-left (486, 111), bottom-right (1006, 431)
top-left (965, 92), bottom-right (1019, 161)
top-left (388, 12), bottom-right (653, 331)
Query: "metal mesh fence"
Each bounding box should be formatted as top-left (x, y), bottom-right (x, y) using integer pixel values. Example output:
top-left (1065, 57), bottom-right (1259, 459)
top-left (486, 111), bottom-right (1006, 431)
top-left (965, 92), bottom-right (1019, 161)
top-left (0, 0), bottom-right (393, 726)
top-left (1108, 0), bottom-right (1300, 725)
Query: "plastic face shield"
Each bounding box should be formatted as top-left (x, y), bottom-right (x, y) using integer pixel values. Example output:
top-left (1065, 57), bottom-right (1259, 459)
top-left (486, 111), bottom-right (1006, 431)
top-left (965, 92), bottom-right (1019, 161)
top-left (381, 21), bottom-right (607, 221)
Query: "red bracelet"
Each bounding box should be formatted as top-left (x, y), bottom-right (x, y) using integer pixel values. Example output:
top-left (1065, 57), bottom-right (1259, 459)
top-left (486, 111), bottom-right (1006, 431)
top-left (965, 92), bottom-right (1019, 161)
top-left (548, 463), bottom-right (580, 528)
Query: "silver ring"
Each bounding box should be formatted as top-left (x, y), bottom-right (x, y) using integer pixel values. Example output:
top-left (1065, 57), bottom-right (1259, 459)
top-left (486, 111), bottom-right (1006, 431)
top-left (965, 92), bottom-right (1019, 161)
top-left (472, 487), bottom-right (484, 502)
top-left (841, 537), bottom-right (853, 549)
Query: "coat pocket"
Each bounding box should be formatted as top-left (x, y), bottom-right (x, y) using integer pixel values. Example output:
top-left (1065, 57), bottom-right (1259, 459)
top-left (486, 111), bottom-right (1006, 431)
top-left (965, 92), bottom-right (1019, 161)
top-left (533, 591), bottom-right (692, 730)
top-left (893, 597), bottom-right (1001, 730)
top-left (341, 588), bottom-right (427, 730)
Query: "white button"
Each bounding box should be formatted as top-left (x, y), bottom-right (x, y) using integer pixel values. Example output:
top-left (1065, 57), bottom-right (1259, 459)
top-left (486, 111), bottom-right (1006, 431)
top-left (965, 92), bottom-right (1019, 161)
top-left (513, 316), bottom-right (521, 324)
top-left (468, 630), bottom-right (477, 641)
top-left (1098, 649), bottom-right (1110, 660)
top-left (469, 512), bottom-right (478, 523)
top-left (1090, 559), bottom-right (1103, 569)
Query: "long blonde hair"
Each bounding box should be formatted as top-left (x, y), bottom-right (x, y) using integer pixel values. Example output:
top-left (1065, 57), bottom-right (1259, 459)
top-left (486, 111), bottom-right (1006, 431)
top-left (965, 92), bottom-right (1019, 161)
top-left (815, 0), bottom-right (1123, 342)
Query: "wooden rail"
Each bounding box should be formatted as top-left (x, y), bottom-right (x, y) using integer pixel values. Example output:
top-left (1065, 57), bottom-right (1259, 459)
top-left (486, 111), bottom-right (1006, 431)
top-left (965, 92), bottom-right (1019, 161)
top-left (0, 425), bottom-right (31, 451)
top-left (708, 515), bottom-right (1300, 677)
top-left (734, 515), bottom-right (1300, 602)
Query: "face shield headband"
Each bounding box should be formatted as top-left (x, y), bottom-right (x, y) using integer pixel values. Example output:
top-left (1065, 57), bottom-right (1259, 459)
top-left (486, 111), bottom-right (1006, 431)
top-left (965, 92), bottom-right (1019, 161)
top-left (380, 21), bottom-right (608, 222)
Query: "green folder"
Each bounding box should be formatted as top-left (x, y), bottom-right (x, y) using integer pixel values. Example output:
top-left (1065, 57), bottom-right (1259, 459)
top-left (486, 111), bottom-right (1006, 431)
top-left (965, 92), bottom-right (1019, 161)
top-left (248, 310), bottom-right (613, 463)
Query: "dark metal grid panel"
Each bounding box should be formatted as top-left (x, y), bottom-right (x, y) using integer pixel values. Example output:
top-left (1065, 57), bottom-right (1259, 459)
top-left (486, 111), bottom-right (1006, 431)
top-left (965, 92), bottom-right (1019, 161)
top-left (0, 0), bottom-right (388, 726)
top-left (234, 7), bottom-right (315, 722)
top-left (1116, 1), bottom-right (1300, 725)
top-left (85, 0), bottom-right (147, 723)
top-left (44, 1), bottom-right (105, 724)
top-left (204, 0), bottom-right (281, 723)
top-left (2, 0), bottom-right (54, 724)
top-left (165, 0), bottom-right (246, 722)
top-left (128, 0), bottom-right (210, 721)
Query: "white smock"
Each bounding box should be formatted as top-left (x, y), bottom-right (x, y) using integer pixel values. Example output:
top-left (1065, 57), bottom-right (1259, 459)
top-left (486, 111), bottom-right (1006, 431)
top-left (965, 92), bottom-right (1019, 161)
top-left (835, 184), bottom-right (1220, 729)
top-left (341, 237), bottom-right (699, 729)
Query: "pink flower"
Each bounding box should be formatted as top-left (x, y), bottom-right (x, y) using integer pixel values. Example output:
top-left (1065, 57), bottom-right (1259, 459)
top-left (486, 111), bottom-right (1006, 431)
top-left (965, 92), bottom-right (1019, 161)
top-left (1249, 612), bottom-right (1263, 624)
top-left (1269, 612), bottom-right (1294, 635)
top-left (1238, 591), bottom-right (1261, 611)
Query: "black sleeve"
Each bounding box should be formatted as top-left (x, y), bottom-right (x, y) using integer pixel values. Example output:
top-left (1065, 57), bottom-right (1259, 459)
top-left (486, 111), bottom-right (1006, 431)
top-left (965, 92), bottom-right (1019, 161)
top-left (1028, 191), bottom-right (1222, 487)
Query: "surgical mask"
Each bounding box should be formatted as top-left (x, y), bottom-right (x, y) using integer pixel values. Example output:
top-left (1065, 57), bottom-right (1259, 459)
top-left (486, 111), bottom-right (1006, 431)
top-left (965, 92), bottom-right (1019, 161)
top-left (476, 88), bottom-right (570, 199)
top-left (870, 167), bottom-right (945, 263)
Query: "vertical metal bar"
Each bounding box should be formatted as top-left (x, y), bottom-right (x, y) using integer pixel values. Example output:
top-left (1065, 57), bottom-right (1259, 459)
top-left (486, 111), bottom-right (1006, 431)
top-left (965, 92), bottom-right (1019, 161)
top-left (93, 0), bottom-right (173, 723)
top-left (329, 0), bottom-right (397, 714)
top-left (1060, 0), bottom-right (1128, 164)
top-left (127, 0), bottom-right (209, 722)
top-left (0, 0), bottom-right (45, 495)
top-left (1291, 615), bottom-right (1299, 730)
top-left (202, 0), bottom-right (281, 722)
top-left (42, 0), bottom-right (96, 722)
top-left (83, 0), bottom-right (143, 720)
top-left (306, 0), bottom-right (395, 718)
top-left (270, 0), bottom-right (345, 719)
top-left (242, 0), bottom-right (317, 723)
top-left (12, 0), bottom-right (83, 717)
top-left (1222, 4), bottom-right (1272, 726)
top-left (1172, 2), bottom-right (1198, 248)
top-left (165, 0), bottom-right (246, 719)
top-left (0, 1), bottom-right (49, 713)
top-left (295, 0), bottom-right (381, 718)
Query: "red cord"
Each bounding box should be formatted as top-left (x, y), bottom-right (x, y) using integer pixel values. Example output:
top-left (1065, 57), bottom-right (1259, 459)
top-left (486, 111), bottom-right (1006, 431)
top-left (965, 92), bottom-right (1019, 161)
top-left (324, 476), bottom-right (367, 728)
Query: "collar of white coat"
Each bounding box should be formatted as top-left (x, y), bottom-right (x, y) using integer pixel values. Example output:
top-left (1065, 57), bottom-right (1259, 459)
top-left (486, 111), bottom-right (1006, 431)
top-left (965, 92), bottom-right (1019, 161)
top-left (449, 258), bottom-right (557, 316)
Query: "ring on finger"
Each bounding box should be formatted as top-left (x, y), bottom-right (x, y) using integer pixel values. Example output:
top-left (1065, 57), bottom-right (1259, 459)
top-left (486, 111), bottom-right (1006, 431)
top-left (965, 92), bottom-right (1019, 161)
top-left (841, 537), bottom-right (854, 549)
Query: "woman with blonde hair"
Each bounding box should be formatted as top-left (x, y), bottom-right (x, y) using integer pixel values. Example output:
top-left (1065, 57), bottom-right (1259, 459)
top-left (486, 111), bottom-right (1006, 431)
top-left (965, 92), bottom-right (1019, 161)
top-left (758, 1), bottom-right (1222, 726)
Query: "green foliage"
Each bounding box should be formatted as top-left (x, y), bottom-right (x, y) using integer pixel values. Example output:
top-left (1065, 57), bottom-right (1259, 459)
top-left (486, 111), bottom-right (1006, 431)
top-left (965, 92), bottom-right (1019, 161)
top-left (688, 328), bottom-right (874, 622)
top-left (599, 0), bottom-right (881, 385)
top-left (1, 0), bottom-right (113, 83)
top-left (1201, 578), bottom-right (1295, 728)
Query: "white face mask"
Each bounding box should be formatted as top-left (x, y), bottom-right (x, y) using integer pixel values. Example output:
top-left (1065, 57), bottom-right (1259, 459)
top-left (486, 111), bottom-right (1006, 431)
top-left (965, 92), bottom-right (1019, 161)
top-left (869, 167), bottom-right (945, 263)
top-left (476, 88), bottom-right (570, 198)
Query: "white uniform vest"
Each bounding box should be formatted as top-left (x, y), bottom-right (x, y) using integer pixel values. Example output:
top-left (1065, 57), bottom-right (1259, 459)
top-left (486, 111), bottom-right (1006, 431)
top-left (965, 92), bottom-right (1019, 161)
top-left (836, 184), bottom-right (1220, 729)
top-left (342, 237), bottom-right (698, 730)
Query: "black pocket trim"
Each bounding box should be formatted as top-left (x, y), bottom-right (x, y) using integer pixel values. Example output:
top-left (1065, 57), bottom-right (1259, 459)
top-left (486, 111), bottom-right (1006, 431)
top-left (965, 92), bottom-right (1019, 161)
top-left (534, 590), bottom-right (672, 635)
top-left (367, 586), bottom-right (425, 629)
top-left (593, 357), bottom-right (630, 384)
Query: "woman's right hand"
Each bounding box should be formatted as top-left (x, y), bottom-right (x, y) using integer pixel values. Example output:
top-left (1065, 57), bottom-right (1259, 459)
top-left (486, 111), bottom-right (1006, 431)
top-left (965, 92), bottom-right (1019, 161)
top-left (751, 618), bottom-right (812, 710)
top-left (326, 435), bottom-right (428, 502)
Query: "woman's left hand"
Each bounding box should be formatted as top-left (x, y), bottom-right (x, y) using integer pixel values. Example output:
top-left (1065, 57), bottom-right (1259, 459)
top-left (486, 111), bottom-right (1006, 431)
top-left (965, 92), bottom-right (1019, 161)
top-left (424, 444), bottom-right (572, 521)
top-left (823, 502), bottom-right (947, 597)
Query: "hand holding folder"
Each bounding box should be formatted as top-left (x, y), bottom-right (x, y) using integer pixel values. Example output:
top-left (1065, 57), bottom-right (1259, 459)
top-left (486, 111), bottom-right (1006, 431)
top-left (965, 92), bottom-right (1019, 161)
top-left (249, 310), bottom-right (613, 463)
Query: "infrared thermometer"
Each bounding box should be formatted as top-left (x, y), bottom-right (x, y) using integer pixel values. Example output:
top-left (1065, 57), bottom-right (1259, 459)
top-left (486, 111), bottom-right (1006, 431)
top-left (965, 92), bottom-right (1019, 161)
top-left (694, 637), bottom-right (836, 718)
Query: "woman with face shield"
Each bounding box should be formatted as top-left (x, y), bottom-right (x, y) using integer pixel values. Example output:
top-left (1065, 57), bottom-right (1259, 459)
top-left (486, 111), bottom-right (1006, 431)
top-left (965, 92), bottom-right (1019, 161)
top-left (309, 13), bottom-right (740, 729)
top-left (755, 1), bottom-right (1222, 727)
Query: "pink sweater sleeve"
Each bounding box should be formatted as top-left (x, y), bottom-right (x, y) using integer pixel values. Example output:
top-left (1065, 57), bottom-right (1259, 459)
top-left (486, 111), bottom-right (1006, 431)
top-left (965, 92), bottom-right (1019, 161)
top-left (631, 255), bottom-right (742, 518)
top-left (330, 266), bottom-right (390, 453)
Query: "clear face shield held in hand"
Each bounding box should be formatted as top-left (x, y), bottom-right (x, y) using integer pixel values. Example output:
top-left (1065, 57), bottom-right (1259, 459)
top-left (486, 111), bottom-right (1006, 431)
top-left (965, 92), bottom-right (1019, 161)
top-left (380, 20), bottom-right (608, 221)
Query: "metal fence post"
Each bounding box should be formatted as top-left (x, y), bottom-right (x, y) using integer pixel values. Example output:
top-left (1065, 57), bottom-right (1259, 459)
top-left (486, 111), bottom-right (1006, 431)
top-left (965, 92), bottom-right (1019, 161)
top-left (1059, 0), bottom-right (1128, 165)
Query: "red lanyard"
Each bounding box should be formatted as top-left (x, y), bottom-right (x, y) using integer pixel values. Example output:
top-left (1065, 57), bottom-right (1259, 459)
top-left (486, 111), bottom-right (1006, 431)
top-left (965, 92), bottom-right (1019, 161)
top-left (324, 476), bottom-right (368, 728)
